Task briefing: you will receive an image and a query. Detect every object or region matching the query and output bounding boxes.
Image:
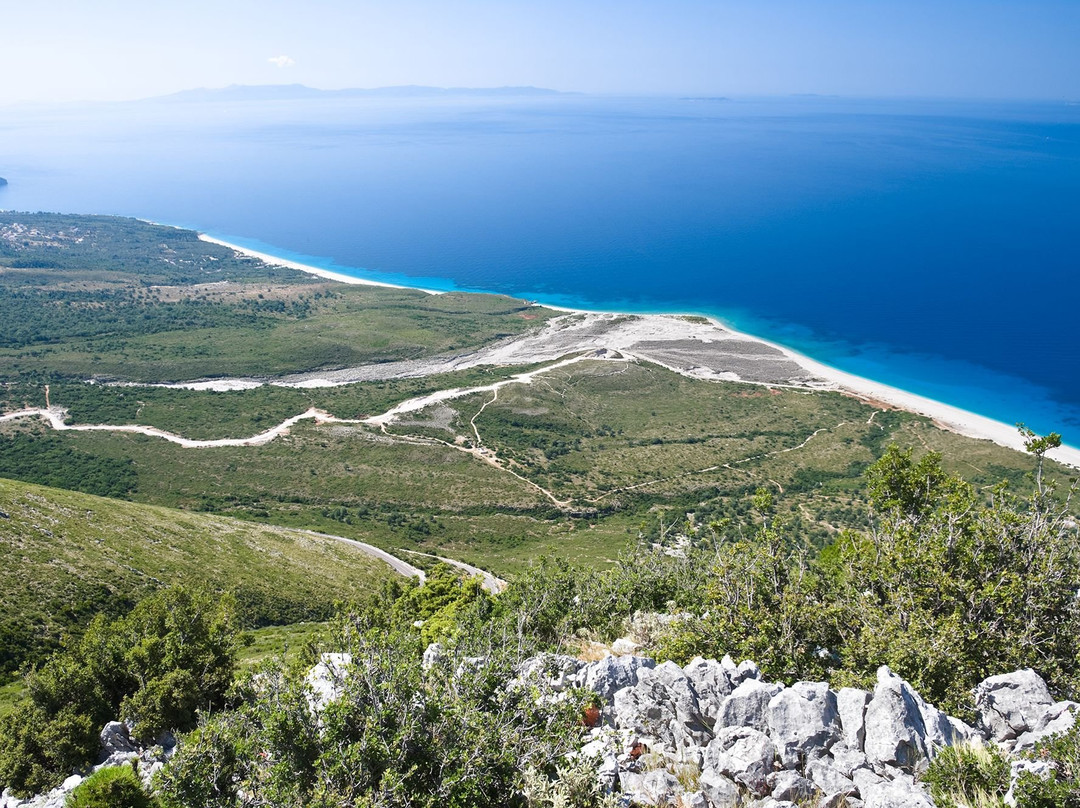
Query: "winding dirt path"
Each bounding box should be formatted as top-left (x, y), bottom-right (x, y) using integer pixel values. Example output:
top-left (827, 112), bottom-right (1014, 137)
top-left (0, 406), bottom-right (365, 447)
top-left (0, 352), bottom-right (621, 508)
top-left (292, 529), bottom-right (426, 582)
top-left (589, 421), bottom-right (845, 504)
top-left (0, 352), bottom-right (618, 449)
top-left (401, 550), bottom-right (507, 594)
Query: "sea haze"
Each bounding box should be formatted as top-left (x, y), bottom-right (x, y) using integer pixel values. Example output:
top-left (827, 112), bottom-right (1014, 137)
top-left (1, 92), bottom-right (1078, 442)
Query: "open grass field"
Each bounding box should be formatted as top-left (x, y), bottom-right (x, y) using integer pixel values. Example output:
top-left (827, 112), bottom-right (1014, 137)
top-left (2, 358), bottom-right (1060, 581)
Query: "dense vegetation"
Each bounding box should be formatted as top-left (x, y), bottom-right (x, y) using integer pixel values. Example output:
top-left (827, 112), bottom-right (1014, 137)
top-left (68, 766), bottom-right (158, 808)
top-left (0, 430), bottom-right (137, 497)
top-left (158, 608), bottom-right (588, 808)
top-left (0, 588), bottom-right (240, 797)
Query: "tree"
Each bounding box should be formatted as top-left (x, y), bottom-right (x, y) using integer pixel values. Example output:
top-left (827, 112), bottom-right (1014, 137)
top-left (864, 445), bottom-right (953, 519)
top-left (1018, 423), bottom-right (1063, 496)
top-left (0, 587), bottom-right (241, 797)
top-left (820, 450), bottom-right (1080, 714)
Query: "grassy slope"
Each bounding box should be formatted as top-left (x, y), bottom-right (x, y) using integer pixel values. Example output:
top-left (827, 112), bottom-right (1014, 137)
top-left (0, 476), bottom-right (395, 676)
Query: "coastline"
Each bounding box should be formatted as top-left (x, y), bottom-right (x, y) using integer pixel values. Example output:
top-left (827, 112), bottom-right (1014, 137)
top-left (198, 234), bottom-right (445, 295)
top-left (200, 234), bottom-right (1080, 470)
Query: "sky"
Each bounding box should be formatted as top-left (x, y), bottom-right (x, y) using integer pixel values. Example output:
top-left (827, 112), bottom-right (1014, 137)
top-left (2, 0), bottom-right (1078, 105)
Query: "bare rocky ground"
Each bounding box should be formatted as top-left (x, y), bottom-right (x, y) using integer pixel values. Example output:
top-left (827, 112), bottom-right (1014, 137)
top-left (163, 313), bottom-right (827, 391)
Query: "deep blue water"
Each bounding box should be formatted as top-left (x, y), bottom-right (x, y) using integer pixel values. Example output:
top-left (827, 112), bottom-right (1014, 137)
top-left (1, 94), bottom-right (1078, 445)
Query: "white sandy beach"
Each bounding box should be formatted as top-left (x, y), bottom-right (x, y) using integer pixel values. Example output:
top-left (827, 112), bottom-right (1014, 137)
top-left (199, 235), bottom-right (444, 294)
top-left (201, 235), bottom-right (1080, 470)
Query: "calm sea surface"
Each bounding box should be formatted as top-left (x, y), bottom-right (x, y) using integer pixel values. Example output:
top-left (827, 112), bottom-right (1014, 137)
top-left (1, 94), bottom-right (1078, 443)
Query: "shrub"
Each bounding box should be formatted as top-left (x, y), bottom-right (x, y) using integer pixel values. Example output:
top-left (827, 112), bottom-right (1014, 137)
top-left (923, 741), bottom-right (1010, 808)
top-left (66, 765), bottom-right (156, 808)
top-left (159, 612), bottom-right (588, 808)
top-left (1014, 722), bottom-right (1080, 808)
top-left (0, 586), bottom-right (241, 797)
top-left (521, 755), bottom-right (618, 808)
top-left (0, 704), bottom-right (98, 798)
top-left (819, 448), bottom-right (1080, 714)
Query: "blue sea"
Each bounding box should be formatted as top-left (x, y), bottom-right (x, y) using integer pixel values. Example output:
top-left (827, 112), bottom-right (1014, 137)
top-left (1, 93), bottom-right (1078, 446)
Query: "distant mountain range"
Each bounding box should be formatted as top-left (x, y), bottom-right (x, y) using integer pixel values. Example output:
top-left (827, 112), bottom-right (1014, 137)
top-left (148, 84), bottom-right (573, 103)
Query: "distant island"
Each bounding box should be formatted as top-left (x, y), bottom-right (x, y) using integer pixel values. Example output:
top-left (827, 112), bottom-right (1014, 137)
top-left (0, 177), bottom-right (7, 187)
top-left (149, 84), bottom-right (573, 103)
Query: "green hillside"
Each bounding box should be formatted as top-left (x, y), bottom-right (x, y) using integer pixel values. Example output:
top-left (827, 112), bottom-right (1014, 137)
top-left (0, 476), bottom-right (395, 679)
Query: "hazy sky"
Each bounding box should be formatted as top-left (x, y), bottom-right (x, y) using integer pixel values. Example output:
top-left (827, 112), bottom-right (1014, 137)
top-left (3, 0), bottom-right (1078, 104)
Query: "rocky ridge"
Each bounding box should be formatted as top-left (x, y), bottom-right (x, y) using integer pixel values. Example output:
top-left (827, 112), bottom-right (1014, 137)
top-left (5, 652), bottom-right (1076, 808)
top-left (516, 652), bottom-right (1079, 808)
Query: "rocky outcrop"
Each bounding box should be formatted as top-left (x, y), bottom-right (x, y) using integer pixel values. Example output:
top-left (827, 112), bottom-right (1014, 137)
top-left (863, 666), bottom-right (972, 771)
top-left (767, 682), bottom-right (840, 769)
top-left (10, 649), bottom-right (1075, 808)
top-left (2, 721), bottom-right (176, 808)
top-left (973, 669), bottom-right (1057, 748)
top-left (514, 653), bottom-right (1077, 808)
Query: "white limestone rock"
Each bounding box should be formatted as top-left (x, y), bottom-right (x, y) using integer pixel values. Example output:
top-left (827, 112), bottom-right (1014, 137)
top-left (973, 669), bottom-right (1056, 743)
top-left (767, 682), bottom-right (841, 769)
top-left (703, 725), bottom-right (777, 796)
top-left (719, 678), bottom-right (782, 732)
top-left (836, 687), bottom-right (872, 752)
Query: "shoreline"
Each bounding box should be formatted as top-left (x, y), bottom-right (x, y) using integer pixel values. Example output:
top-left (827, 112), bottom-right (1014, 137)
top-left (200, 234), bottom-right (1080, 470)
top-left (199, 234), bottom-right (446, 294)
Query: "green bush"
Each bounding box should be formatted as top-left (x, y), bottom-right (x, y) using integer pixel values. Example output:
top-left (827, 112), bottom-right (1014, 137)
top-left (818, 447), bottom-right (1080, 714)
top-left (647, 446), bottom-right (1080, 716)
top-left (159, 611), bottom-right (587, 808)
top-left (1014, 722), bottom-right (1080, 808)
top-left (0, 587), bottom-right (241, 798)
top-left (66, 765), bottom-right (156, 808)
top-left (923, 741), bottom-right (1010, 808)
top-left (522, 755), bottom-right (618, 808)
top-left (0, 704), bottom-right (99, 798)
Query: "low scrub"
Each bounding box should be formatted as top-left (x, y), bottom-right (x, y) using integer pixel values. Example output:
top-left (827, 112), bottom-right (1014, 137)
top-left (66, 766), bottom-right (157, 808)
top-left (0, 587), bottom-right (240, 797)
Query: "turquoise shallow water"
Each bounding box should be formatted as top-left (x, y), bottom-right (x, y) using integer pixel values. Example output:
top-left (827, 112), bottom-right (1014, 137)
top-left (1, 94), bottom-right (1078, 445)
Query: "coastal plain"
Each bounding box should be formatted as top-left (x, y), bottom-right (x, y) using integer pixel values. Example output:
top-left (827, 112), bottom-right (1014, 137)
top-left (0, 212), bottom-right (1075, 684)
